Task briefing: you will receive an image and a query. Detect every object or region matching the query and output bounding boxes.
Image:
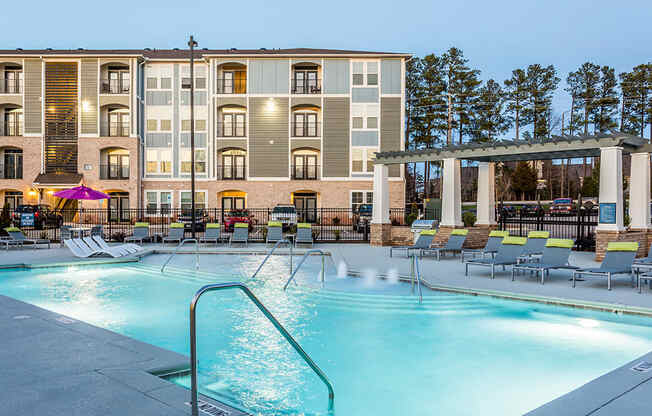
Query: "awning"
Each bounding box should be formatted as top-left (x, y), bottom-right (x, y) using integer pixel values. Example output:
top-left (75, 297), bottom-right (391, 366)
top-left (33, 172), bottom-right (83, 188)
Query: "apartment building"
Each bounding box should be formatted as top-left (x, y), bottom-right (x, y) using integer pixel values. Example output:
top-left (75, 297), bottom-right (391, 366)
top-left (0, 48), bottom-right (407, 216)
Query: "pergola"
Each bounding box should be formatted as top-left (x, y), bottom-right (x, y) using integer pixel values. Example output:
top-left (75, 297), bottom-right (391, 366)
top-left (371, 133), bottom-right (651, 243)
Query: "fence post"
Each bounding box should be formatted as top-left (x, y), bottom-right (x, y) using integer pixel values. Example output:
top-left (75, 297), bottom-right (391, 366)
top-left (518, 209), bottom-right (523, 236)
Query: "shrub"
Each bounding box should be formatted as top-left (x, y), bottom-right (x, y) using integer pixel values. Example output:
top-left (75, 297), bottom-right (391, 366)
top-left (406, 213), bottom-right (418, 226)
top-left (0, 202), bottom-right (10, 230)
top-left (462, 211), bottom-right (476, 227)
top-left (111, 232), bottom-right (126, 242)
top-left (332, 216), bottom-right (341, 226)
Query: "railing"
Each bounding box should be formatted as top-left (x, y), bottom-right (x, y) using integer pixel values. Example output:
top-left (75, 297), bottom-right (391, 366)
top-left (283, 249), bottom-right (327, 290)
top-left (291, 79), bottom-right (322, 94)
top-left (161, 238), bottom-right (199, 273)
top-left (3, 121), bottom-right (22, 136)
top-left (109, 122), bottom-right (129, 137)
top-left (100, 164), bottom-right (130, 180)
top-left (1, 79), bottom-right (22, 94)
top-left (189, 282), bottom-right (334, 416)
top-left (216, 121), bottom-right (246, 137)
top-left (215, 164), bottom-right (246, 180)
top-left (251, 239), bottom-right (293, 278)
top-left (291, 121), bottom-right (320, 137)
top-left (215, 77), bottom-right (247, 94)
top-left (101, 78), bottom-right (130, 94)
top-left (409, 253), bottom-right (423, 304)
top-left (291, 164), bottom-right (319, 180)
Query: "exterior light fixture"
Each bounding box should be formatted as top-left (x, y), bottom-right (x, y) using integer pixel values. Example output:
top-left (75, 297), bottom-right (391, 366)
top-left (266, 99), bottom-right (276, 112)
top-left (81, 100), bottom-right (91, 112)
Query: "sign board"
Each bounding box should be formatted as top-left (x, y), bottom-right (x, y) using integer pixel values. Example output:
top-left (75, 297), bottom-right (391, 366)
top-left (599, 203), bottom-right (617, 224)
top-left (20, 213), bottom-right (35, 227)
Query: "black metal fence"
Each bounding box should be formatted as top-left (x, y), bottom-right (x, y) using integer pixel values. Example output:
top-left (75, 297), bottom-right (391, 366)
top-left (498, 211), bottom-right (598, 251)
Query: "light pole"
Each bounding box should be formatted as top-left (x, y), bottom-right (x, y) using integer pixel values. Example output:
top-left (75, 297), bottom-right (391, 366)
top-left (188, 35), bottom-right (198, 239)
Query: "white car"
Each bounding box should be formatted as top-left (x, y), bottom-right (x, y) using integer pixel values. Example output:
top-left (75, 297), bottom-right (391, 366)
top-left (271, 205), bottom-right (298, 229)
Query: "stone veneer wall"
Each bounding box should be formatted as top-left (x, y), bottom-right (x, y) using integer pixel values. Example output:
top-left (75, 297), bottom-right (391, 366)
top-left (431, 225), bottom-right (495, 249)
top-left (370, 223), bottom-right (393, 246)
top-left (595, 230), bottom-right (649, 261)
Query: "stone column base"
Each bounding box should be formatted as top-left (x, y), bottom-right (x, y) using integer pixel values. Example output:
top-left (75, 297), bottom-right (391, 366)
top-left (434, 225), bottom-right (498, 249)
top-left (595, 229), bottom-right (648, 261)
top-left (370, 223), bottom-right (393, 246)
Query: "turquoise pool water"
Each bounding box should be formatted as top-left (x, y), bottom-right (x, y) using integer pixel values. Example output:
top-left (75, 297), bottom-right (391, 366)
top-left (1, 254), bottom-right (652, 415)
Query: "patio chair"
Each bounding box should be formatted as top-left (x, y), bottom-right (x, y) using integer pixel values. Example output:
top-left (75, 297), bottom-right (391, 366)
top-left (199, 223), bottom-right (222, 246)
top-left (389, 230), bottom-right (436, 258)
top-left (464, 236), bottom-right (527, 279)
top-left (266, 221), bottom-right (284, 247)
top-left (60, 225), bottom-right (72, 247)
top-left (91, 235), bottom-right (143, 254)
top-left (572, 242), bottom-right (638, 290)
top-left (631, 244), bottom-right (652, 277)
top-left (4, 227), bottom-right (50, 249)
top-left (421, 229), bottom-right (468, 260)
top-left (125, 222), bottom-right (152, 244)
top-left (82, 236), bottom-right (130, 257)
top-left (511, 238), bottom-right (577, 284)
top-left (229, 223), bottom-right (249, 247)
top-left (460, 230), bottom-right (508, 262)
top-left (518, 231), bottom-right (550, 260)
top-left (163, 223), bottom-right (186, 245)
top-left (295, 223), bottom-right (313, 247)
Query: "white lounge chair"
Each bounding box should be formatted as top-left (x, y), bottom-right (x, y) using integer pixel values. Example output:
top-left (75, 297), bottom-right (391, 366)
top-left (92, 235), bottom-right (142, 254)
top-left (82, 237), bottom-right (130, 257)
top-left (64, 239), bottom-right (120, 258)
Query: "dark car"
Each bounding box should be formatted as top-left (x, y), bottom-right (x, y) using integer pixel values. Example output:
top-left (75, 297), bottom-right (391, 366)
top-left (12, 204), bottom-right (63, 230)
top-left (499, 205), bottom-right (518, 218)
top-left (520, 204), bottom-right (546, 217)
top-left (353, 204), bottom-right (373, 232)
top-left (178, 208), bottom-right (208, 232)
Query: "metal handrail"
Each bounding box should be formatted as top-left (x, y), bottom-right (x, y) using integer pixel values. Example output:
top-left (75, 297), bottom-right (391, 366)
top-left (409, 253), bottom-right (423, 304)
top-left (190, 282), bottom-right (334, 416)
top-left (252, 239), bottom-right (292, 278)
top-left (161, 238), bottom-right (199, 273)
top-left (283, 249), bottom-right (326, 290)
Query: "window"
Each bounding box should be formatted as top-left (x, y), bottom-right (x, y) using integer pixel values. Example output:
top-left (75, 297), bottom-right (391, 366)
top-left (221, 112), bottom-right (245, 137)
top-left (160, 120), bottom-right (171, 131)
top-left (160, 77), bottom-right (172, 89)
top-left (4, 110), bottom-right (23, 136)
top-left (4, 68), bottom-right (23, 93)
top-left (293, 112), bottom-right (318, 137)
top-left (352, 61), bottom-right (379, 87)
top-left (3, 149), bottom-right (22, 179)
top-left (109, 111), bottom-right (129, 137)
top-left (352, 117), bottom-right (363, 129)
top-left (106, 68), bottom-right (129, 94)
top-left (146, 191), bottom-right (171, 215)
top-left (146, 149), bottom-right (172, 174)
top-left (292, 150), bottom-right (318, 180)
top-left (351, 191), bottom-right (373, 212)
top-left (221, 149), bottom-right (245, 180)
top-left (146, 77), bottom-right (157, 89)
top-left (181, 77), bottom-right (192, 89)
top-left (292, 66), bottom-right (320, 94)
top-left (181, 120), bottom-right (191, 131)
top-left (181, 191), bottom-right (206, 213)
top-left (180, 149), bottom-right (206, 174)
top-left (181, 120), bottom-right (206, 132)
top-left (195, 77), bottom-right (206, 89)
top-left (352, 148), bottom-right (377, 173)
top-left (352, 104), bottom-right (379, 129)
top-left (4, 191), bottom-right (22, 211)
top-left (220, 70), bottom-right (246, 94)
top-left (147, 119), bottom-right (157, 131)
top-left (106, 153), bottom-right (129, 179)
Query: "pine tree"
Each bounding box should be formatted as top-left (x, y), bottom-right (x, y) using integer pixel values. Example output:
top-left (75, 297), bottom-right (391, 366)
top-left (471, 79), bottom-right (510, 142)
top-left (620, 63), bottom-right (652, 138)
top-left (593, 66), bottom-right (619, 133)
top-left (511, 161), bottom-right (538, 200)
top-left (454, 67), bottom-right (482, 143)
top-left (524, 64), bottom-right (560, 139)
top-left (504, 69), bottom-right (528, 139)
top-left (566, 62), bottom-right (600, 135)
top-left (442, 47), bottom-right (473, 145)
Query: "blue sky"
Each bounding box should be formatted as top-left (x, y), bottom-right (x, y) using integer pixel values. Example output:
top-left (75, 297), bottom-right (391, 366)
top-left (3, 0), bottom-right (651, 134)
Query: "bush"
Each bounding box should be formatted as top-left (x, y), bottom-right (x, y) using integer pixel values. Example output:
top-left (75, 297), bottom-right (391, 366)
top-left (406, 213), bottom-right (418, 226)
top-left (111, 232), bottom-right (126, 242)
top-left (332, 216), bottom-right (341, 226)
top-left (462, 211), bottom-right (476, 227)
top-left (0, 202), bottom-right (10, 230)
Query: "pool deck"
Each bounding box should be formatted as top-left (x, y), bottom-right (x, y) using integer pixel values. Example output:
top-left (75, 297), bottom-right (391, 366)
top-left (0, 243), bottom-right (652, 415)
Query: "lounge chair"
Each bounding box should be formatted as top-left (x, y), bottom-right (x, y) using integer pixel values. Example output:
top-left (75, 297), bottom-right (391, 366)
top-left (230, 223), bottom-right (249, 247)
top-left (125, 222), bottom-right (152, 244)
top-left (60, 225), bottom-right (72, 247)
top-left (163, 223), bottom-right (185, 245)
top-left (295, 223), bottom-right (313, 247)
top-left (511, 238), bottom-right (577, 284)
top-left (464, 236), bottom-right (527, 279)
top-left (4, 227), bottom-right (50, 249)
top-left (390, 230), bottom-right (436, 258)
top-left (82, 236), bottom-right (130, 257)
top-left (421, 229), bottom-right (468, 260)
top-left (266, 221), bottom-right (284, 247)
top-left (631, 244), bottom-right (652, 277)
top-left (64, 238), bottom-right (121, 258)
top-left (91, 235), bottom-right (142, 254)
top-left (199, 223), bottom-right (222, 246)
top-left (518, 231), bottom-right (550, 261)
top-left (460, 230), bottom-right (508, 262)
top-left (572, 242), bottom-right (638, 290)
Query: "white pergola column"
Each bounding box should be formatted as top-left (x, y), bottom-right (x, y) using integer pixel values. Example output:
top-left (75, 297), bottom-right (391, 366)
top-left (372, 163), bottom-right (390, 224)
top-left (476, 162), bottom-right (496, 226)
top-left (629, 152), bottom-right (651, 230)
top-left (597, 146), bottom-right (625, 231)
top-left (441, 158), bottom-right (462, 227)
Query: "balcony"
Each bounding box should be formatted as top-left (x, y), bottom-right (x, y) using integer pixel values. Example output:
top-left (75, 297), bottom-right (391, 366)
top-left (108, 122), bottom-right (130, 137)
top-left (216, 78), bottom-right (246, 94)
top-left (291, 164), bottom-right (320, 180)
top-left (0, 79), bottom-right (22, 94)
top-left (3, 121), bottom-right (22, 137)
top-left (291, 121), bottom-right (320, 137)
top-left (216, 164), bottom-right (246, 180)
top-left (291, 79), bottom-right (321, 94)
top-left (100, 164), bottom-right (129, 180)
top-left (216, 121), bottom-right (246, 138)
top-left (101, 78), bottom-right (130, 94)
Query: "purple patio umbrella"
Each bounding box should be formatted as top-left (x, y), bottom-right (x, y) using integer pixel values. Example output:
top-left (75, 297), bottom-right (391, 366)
top-left (53, 185), bottom-right (110, 227)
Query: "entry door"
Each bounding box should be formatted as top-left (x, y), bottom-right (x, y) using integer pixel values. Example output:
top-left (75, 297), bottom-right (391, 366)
top-left (294, 195), bottom-right (317, 223)
top-left (221, 196), bottom-right (245, 221)
top-left (109, 194), bottom-right (130, 222)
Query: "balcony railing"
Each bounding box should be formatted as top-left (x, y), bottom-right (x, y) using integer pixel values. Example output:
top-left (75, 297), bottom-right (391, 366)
top-left (1, 79), bottom-right (22, 94)
top-left (3, 122), bottom-right (22, 136)
top-left (100, 164), bottom-right (130, 180)
top-left (101, 78), bottom-right (130, 94)
top-left (291, 79), bottom-right (322, 94)
top-left (109, 122), bottom-right (130, 137)
top-left (216, 78), bottom-right (247, 94)
top-left (291, 164), bottom-right (320, 180)
top-left (216, 121), bottom-right (246, 137)
top-left (216, 164), bottom-right (246, 180)
top-left (291, 121), bottom-right (320, 137)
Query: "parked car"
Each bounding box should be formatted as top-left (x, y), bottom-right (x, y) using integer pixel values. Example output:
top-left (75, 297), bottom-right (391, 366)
top-left (499, 205), bottom-right (518, 218)
top-left (520, 204), bottom-right (546, 217)
top-left (581, 200), bottom-right (599, 214)
top-left (353, 204), bottom-right (373, 232)
top-left (270, 204), bottom-right (298, 230)
top-left (549, 198), bottom-right (576, 216)
top-left (224, 209), bottom-right (253, 232)
top-left (178, 208), bottom-right (208, 232)
top-left (12, 204), bottom-right (63, 230)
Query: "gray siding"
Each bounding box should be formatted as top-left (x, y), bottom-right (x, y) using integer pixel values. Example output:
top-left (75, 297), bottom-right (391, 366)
top-left (24, 59), bottom-right (42, 134)
top-left (352, 130), bottom-right (379, 146)
top-left (381, 59), bottom-right (402, 95)
top-left (145, 133), bottom-right (172, 147)
top-left (249, 59), bottom-right (289, 94)
top-left (249, 97), bottom-right (289, 177)
top-left (322, 98), bottom-right (349, 177)
top-left (81, 58), bottom-right (98, 134)
top-left (180, 133), bottom-right (207, 147)
top-left (180, 91), bottom-right (207, 105)
top-left (352, 88), bottom-right (379, 103)
top-left (323, 60), bottom-right (349, 94)
top-left (381, 97), bottom-right (402, 177)
top-left (291, 139), bottom-right (321, 151)
top-left (146, 91), bottom-right (172, 105)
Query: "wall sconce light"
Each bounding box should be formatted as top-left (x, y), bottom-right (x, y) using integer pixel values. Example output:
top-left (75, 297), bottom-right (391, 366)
top-left (269, 140), bottom-right (274, 145)
top-left (28, 190), bottom-right (37, 197)
top-left (81, 100), bottom-right (91, 112)
top-left (46, 190), bottom-right (54, 195)
top-left (266, 98), bottom-right (276, 112)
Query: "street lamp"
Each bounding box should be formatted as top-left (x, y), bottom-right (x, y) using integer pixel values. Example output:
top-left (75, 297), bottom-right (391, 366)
top-left (188, 35), bottom-right (198, 239)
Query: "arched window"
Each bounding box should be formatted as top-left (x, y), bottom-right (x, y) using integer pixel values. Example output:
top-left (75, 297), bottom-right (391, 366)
top-left (292, 149), bottom-right (318, 180)
top-left (220, 149), bottom-right (246, 180)
top-left (108, 108), bottom-right (129, 137)
top-left (292, 108), bottom-right (319, 137)
top-left (3, 107), bottom-right (23, 136)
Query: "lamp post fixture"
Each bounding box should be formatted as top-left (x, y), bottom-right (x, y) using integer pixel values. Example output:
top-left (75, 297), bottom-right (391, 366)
top-left (188, 35), bottom-right (198, 239)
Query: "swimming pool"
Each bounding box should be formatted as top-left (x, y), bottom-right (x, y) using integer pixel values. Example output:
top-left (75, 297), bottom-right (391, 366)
top-left (0, 254), bottom-right (651, 415)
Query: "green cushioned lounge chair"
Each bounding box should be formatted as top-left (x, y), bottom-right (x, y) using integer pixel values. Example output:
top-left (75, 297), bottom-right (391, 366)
top-left (518, 231), bottom-right (550, 261)
top-left (512, 238), bottom-right (577, 284)
top-left (461, 230), bottom-right (508, 262)
top-left (421, 229), bottom-right (468, 260)
top-left (4, 227), bottom-right (50, 249)
top-left (464, 236), bottom-right (527, 279)
top-left (572, 242), bottom-right (638, 290)
top-left (295, 223), bottom-right (313, 247)
top-left (266, 221), bottom-right (284, 247)
top-left (125, 222), bottom-right (152, 244)
top-left (390, 230), bottom-right (436, 258)
top-left (230, 223), bottom-right (249, 247)
top-left (200, 223), bottom-right (222, 246)
top-left (163, 223), bottom-right (185, 245)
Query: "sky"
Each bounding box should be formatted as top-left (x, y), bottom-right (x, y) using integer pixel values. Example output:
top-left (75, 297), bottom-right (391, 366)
top-left (3, 0), bottom-right (651, 134)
